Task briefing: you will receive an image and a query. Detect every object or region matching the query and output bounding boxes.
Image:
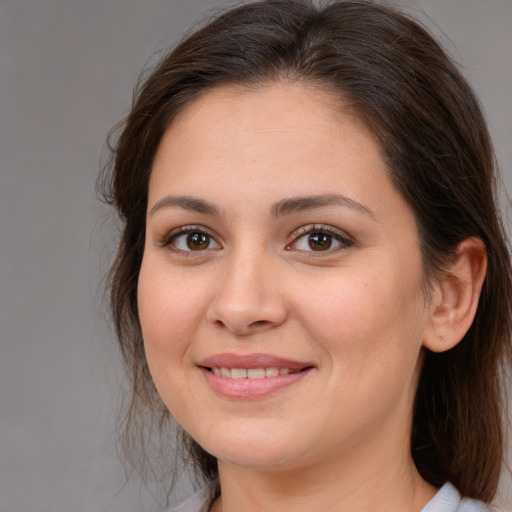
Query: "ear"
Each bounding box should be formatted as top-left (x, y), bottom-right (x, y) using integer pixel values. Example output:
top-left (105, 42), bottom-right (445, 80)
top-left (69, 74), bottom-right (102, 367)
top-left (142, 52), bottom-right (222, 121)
top-left (423, 237), bottom-right (487, 353)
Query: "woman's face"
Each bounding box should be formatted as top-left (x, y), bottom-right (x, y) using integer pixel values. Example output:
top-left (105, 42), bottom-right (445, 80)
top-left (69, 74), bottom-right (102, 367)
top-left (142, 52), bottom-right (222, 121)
top-left (138, 83), bottom-right (433, 473)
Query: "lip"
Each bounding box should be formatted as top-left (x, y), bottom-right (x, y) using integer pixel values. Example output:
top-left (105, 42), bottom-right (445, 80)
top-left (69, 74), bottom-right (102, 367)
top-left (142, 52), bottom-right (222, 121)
top-left (197, 353), bottom-right (315, 399)
top-left (198, 353), bottom-right (313, 370)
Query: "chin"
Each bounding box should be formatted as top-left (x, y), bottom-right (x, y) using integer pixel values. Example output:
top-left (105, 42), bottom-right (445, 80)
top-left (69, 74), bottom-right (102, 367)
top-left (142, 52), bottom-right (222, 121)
top-left (193, 424), bottom-right (302, 471)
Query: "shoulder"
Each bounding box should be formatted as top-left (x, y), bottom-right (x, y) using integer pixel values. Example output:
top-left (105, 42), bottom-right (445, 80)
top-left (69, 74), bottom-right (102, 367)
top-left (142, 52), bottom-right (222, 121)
top-left (423, 482), bottom-right (503, 512)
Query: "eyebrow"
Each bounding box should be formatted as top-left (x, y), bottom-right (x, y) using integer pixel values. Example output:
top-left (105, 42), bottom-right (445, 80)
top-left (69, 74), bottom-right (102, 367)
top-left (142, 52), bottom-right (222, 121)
top-left (270, 194), bottom-right (375, 219)
top-left (149, 193), bottom-right (374, 219)
top-left (150, 195), bottom-right (219, 216)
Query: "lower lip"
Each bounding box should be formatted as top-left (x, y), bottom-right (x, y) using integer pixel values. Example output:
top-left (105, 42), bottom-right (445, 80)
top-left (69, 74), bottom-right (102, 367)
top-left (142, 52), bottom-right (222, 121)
top-left (200, 367), bottom-right (313, 398)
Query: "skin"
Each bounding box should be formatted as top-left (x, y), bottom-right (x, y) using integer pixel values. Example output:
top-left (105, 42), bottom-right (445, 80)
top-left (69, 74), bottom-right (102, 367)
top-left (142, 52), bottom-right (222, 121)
top-left (137, 82), bottom-right (484, 511)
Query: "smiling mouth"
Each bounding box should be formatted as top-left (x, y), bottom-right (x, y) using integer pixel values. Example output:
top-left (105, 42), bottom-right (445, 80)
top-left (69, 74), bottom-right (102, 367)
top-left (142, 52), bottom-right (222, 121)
top-left (206, 367), bottom-right (306, 379)
top-left (198, 354), bottom-right (315, 397)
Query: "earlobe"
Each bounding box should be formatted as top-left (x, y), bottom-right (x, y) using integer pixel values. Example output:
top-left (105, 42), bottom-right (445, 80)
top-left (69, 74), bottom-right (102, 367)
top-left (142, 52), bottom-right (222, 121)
top-left (423, 237), bottom-right (487, 353)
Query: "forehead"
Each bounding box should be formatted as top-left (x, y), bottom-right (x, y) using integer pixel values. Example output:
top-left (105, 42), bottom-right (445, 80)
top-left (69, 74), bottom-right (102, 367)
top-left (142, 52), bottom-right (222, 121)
top-left (150, 82), bottom-right (390, 203)
top-left (170, 81), bottom-right (351, 133)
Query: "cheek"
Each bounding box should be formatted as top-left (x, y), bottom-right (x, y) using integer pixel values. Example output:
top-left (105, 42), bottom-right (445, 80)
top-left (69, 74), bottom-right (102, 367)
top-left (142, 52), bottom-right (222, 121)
top-left (136, 257), bottom-right (217, 427)
top-left (137, 258), bottom-right (204, 377)
top-left (292, 265), bottom-right (427, 435)
top-left (292, 261), bottom-right (427, 372)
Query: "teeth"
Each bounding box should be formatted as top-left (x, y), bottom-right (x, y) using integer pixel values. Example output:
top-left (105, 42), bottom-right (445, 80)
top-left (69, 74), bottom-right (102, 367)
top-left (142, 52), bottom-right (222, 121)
top-left (211, 366), bottom-right (299, 379)
top-left (266, 367), bottom-right (279, 377)
top-left (247, 368), bottom-right (265, 379)
top-left (231, 368), bottom-right (247, 379)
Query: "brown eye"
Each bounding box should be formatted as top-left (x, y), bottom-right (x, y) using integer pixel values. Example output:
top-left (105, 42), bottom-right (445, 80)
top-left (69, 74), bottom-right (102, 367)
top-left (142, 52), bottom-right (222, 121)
top-left (167, 228), bottom-right (221, 252)
top-left (308, 233), bottom-right (333, 251)
top-left (289, 225), bottom-right (353, 254)
top-left (187, 232), bottom-right (210, 250)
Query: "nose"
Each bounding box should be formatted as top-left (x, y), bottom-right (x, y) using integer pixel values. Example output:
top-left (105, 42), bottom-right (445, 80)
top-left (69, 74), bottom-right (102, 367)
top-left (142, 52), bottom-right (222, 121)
top-left (206, 252), bottom-right (288, 335)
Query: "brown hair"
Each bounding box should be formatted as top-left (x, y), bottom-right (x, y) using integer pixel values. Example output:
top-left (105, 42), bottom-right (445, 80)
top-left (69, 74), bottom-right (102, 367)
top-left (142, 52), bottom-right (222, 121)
top-left (99, 0), bottom-right (512, 502)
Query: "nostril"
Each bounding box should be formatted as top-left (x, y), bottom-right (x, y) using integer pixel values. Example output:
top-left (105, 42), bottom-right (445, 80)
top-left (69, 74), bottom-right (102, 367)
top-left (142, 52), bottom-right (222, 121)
top-left (211, 318), bottom-right (273, 335)
top-left (213, 319), bottom-right (226, 328)
top-left (250, 320), bottom-right (270, 328)
top-left (206, 290), bottom-right (288, 334)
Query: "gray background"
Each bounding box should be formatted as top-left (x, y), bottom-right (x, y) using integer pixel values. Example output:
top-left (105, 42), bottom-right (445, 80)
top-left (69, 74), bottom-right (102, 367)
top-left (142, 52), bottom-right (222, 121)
top-left (1, 1), bottom-right (511, 511)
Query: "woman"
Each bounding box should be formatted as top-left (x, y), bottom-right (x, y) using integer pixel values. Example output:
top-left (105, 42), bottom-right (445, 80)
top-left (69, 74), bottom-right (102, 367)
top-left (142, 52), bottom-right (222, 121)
top-left (100, 1), bottom-right (512, 510)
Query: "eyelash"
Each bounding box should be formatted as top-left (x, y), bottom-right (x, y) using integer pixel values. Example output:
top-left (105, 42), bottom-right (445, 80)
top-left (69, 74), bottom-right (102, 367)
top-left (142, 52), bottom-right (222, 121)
top-left (159, 224), bottom-right (353, 256)
top-left (287, 224), bottom-right (354, 255)
top-left (160, 225), bottom-right (221, 256)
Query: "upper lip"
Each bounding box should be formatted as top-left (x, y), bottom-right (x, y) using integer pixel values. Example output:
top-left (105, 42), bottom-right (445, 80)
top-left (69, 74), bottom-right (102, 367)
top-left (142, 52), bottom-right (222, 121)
top-left (198, 353), bottom-right (314, 370)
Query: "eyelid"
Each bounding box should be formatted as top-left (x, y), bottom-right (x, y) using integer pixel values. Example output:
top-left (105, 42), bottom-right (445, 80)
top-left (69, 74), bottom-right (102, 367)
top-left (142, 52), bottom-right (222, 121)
top-left (286, 224), bottom-right (354, 253)
top-left (159, 225), bottom-right (222, 252)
